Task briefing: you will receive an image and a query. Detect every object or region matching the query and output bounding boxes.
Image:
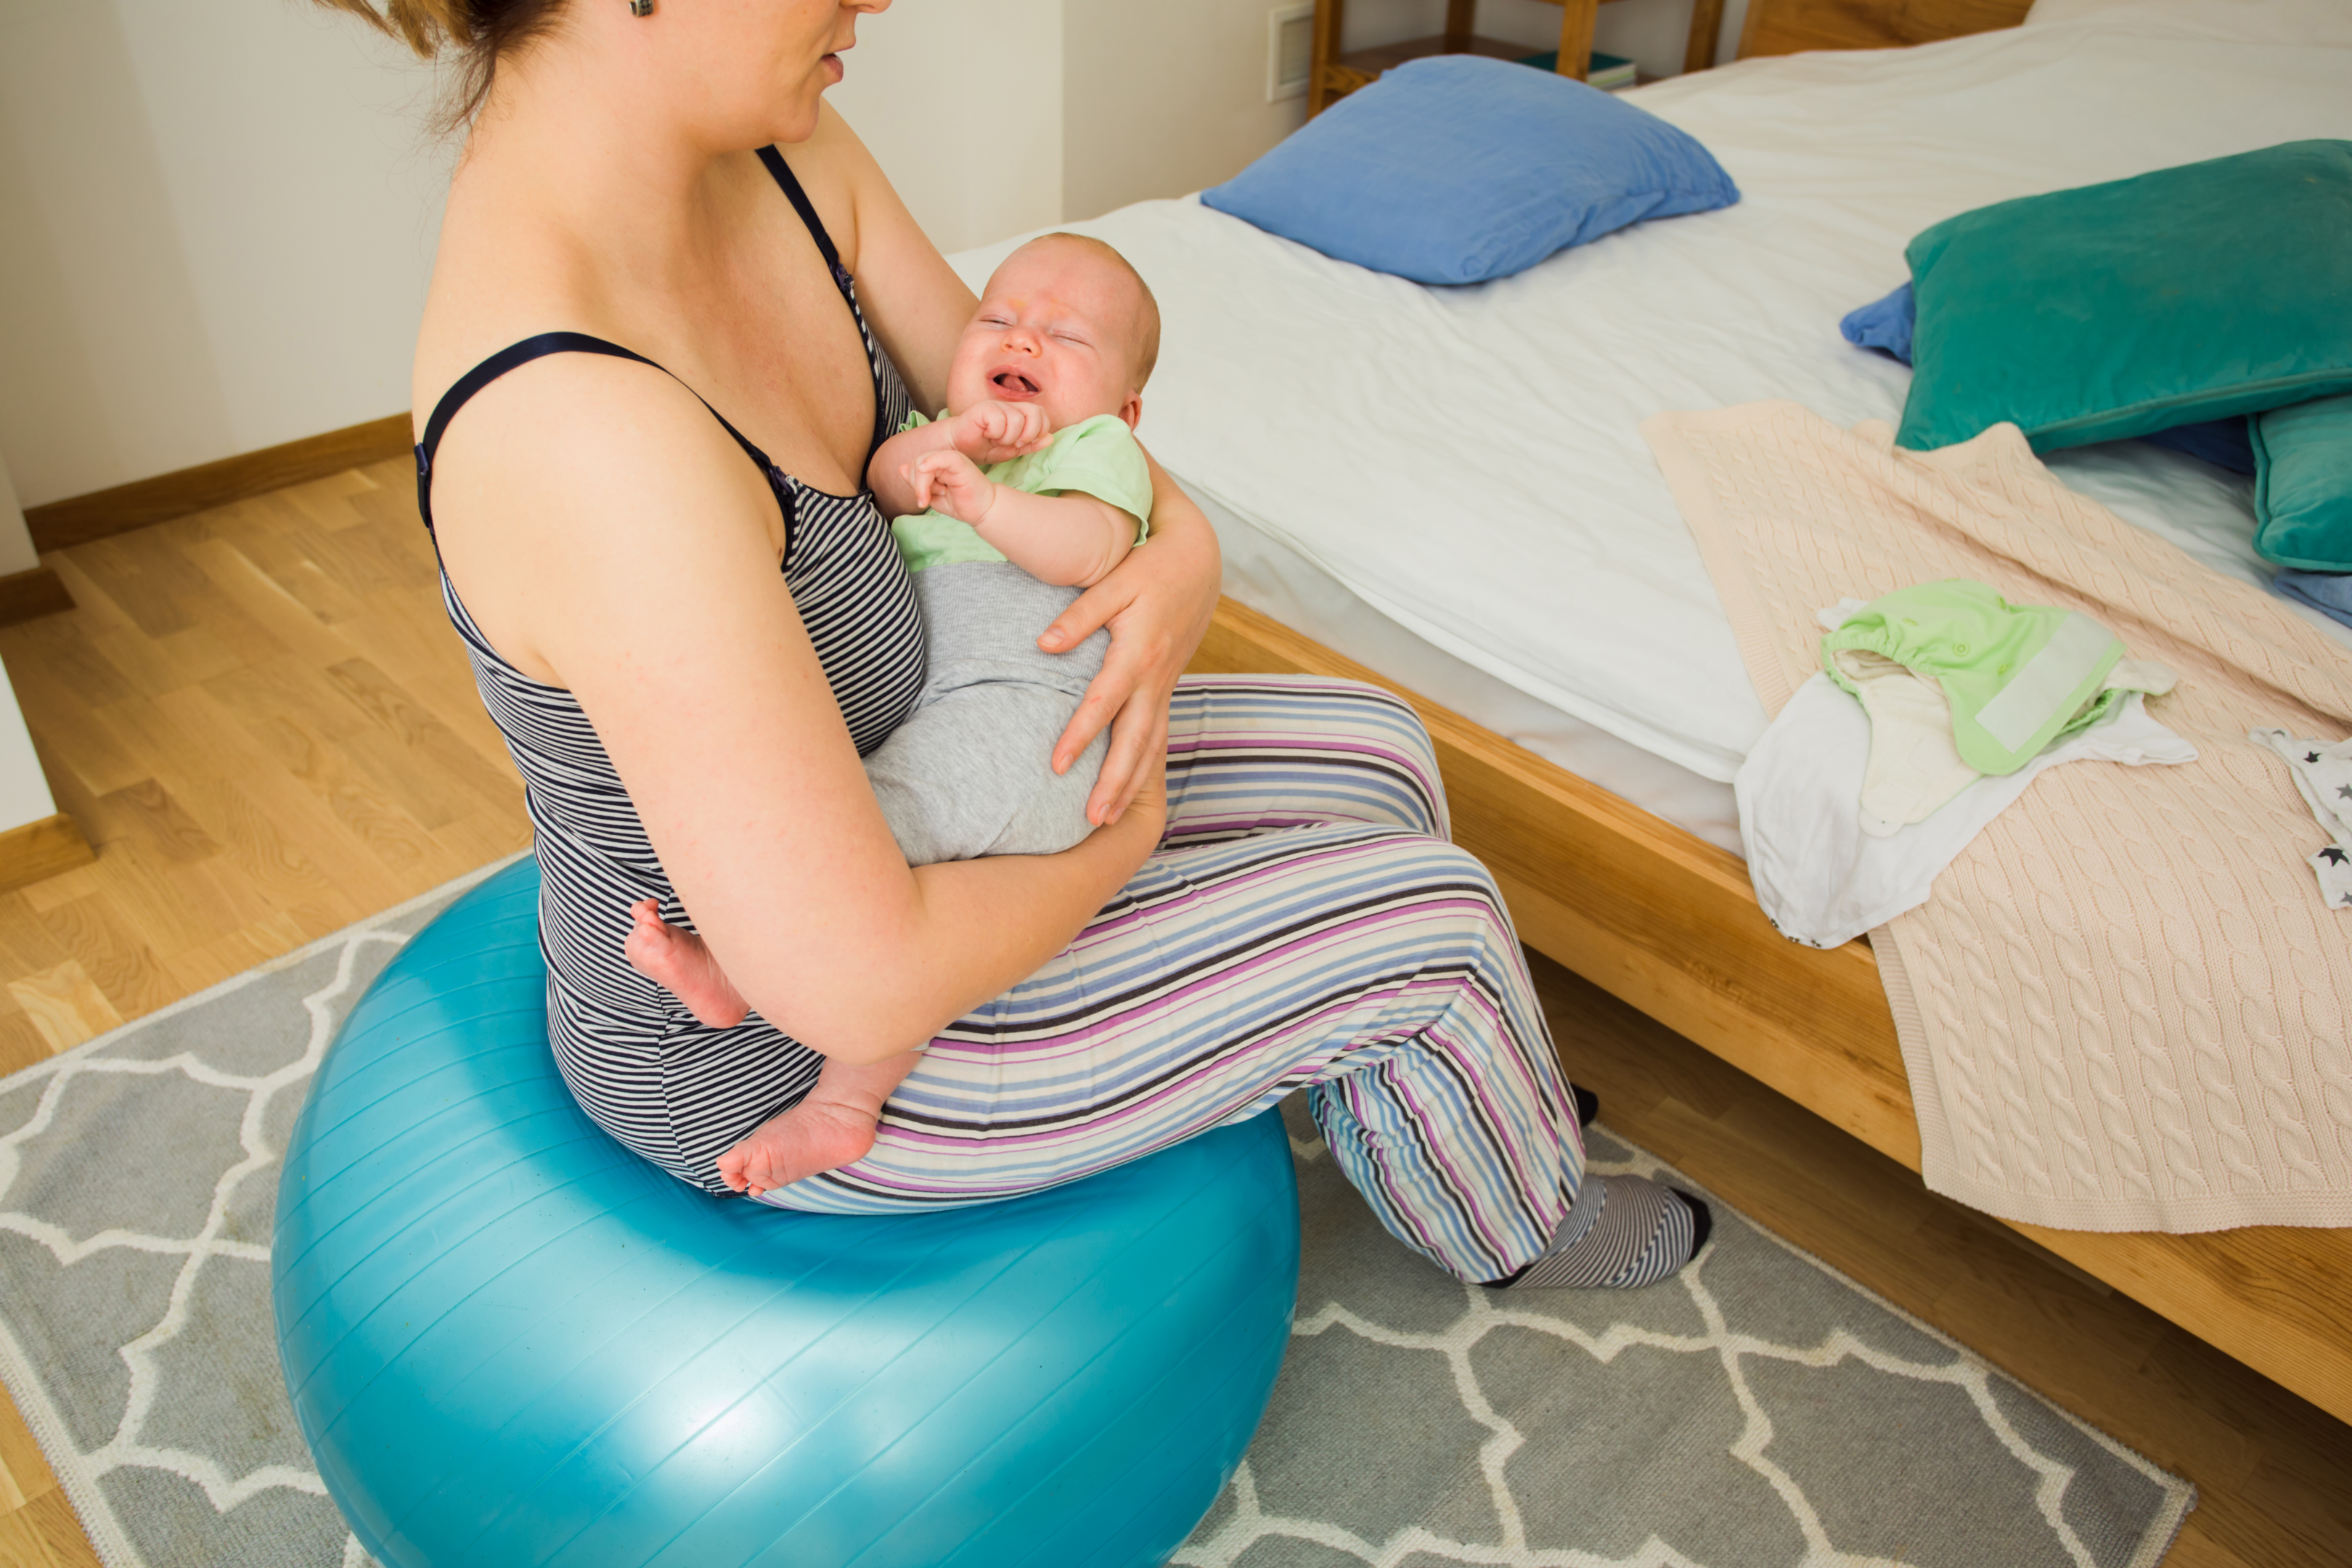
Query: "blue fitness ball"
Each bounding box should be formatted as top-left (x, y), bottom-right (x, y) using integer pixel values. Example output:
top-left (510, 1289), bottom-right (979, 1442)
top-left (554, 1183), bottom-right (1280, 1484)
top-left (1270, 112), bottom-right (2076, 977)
top-left (272, 857), bottom-right (1300, 1567)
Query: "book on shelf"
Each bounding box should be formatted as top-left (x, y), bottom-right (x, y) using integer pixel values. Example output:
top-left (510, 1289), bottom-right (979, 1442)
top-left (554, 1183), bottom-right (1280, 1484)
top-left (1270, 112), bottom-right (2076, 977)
top-left (1514, 49), bottom-right (1640, 90)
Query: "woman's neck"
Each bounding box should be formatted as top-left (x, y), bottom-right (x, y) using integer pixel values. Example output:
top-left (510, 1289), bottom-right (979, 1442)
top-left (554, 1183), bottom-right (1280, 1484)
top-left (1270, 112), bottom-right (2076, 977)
top-left (460, 44), bottom-right (751, 287)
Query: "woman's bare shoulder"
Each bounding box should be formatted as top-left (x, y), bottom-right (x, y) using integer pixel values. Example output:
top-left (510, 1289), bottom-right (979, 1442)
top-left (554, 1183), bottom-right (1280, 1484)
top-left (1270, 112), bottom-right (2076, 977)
top-left (422, 345), bottom-right (785, 687)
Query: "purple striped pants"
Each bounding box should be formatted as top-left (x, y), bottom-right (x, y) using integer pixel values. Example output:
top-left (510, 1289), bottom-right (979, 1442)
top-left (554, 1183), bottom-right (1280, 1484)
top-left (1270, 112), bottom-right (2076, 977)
top-left (759, 675), bottom-right (1584, 1284)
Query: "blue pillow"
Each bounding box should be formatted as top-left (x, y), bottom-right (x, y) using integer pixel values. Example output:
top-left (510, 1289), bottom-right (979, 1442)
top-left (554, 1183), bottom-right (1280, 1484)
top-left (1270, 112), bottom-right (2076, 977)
top-left (1201, 56), bottom-right (1738, 286)
top-left (1840, 282), bottom-right (2255, 475)
top-left (1839, 282), bottom-right (1914, 364)
top-left (2275, 568), bottom-right (2352, 629)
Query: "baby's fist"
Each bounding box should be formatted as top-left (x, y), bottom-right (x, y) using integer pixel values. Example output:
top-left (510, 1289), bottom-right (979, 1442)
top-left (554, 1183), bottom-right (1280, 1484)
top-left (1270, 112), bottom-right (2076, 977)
top-left (908, 449), bottom-right (996, 525)
top-left (952, 399), bottom-right (1052, 465)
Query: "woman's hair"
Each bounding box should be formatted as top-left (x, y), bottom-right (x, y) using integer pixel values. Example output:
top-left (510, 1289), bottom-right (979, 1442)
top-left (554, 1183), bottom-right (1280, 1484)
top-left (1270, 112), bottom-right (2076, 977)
top-left (313, 0), bottom-right (568, 126)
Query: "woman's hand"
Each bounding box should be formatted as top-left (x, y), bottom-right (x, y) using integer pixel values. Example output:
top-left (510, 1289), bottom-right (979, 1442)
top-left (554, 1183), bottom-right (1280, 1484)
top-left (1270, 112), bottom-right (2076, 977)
top-left (1039, 452), bottom-right (1220, 824)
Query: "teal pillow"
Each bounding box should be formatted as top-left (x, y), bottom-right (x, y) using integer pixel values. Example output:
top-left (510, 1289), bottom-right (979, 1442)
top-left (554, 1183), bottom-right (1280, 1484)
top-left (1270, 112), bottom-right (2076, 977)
top-left (1896, 141), bottom-right (2352, 453)
top-left (2253, 394), bottom-right (2352, 571)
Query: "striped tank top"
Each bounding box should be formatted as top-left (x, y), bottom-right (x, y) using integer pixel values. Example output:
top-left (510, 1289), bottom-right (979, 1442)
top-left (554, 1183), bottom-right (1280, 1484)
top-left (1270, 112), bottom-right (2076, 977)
top-left (415, 149), bottom-right (926, 1194)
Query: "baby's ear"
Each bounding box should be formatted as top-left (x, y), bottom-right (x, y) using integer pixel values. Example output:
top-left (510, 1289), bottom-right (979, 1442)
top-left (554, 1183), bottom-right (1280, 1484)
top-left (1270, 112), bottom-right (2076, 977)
top-left (1118, 391), bottom-right (1142, 430)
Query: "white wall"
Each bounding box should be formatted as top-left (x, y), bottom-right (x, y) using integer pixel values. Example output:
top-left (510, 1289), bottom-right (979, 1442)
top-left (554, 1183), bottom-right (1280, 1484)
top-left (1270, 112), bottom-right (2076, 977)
top-left (0, 657), bottom-right (57, 836)
top-left (0, 0), bottom-right (445, 510)
top-left (830, 0), bottom-right (1066, 252)
top-left (0, 0), bottom-right (1062, 513)
top-left (0, 449), bottom-right (38, 578)
top-left (1063, 0), bottom-right (1310, 222)
top-left (0, 450), bottom-right (59, 835)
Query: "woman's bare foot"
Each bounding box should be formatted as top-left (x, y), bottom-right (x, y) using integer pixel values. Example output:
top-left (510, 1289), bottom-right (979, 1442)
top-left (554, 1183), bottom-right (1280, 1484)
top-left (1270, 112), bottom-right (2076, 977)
top-left (624, 898), bottom-right (749, 1028)
top-left (716, 1097), bottom-right (881, 1196)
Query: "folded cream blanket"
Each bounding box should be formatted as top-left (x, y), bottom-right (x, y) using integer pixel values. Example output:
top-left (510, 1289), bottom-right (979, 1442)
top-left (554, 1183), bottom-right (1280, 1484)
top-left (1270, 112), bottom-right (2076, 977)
top-left (1644, 403), bottom-right (2352, 1233)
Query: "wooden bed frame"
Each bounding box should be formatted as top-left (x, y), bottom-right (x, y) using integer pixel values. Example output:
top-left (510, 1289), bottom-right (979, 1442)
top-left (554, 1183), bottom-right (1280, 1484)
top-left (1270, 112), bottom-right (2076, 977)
top-left (1196, 0), bottom-right (2352, 1434)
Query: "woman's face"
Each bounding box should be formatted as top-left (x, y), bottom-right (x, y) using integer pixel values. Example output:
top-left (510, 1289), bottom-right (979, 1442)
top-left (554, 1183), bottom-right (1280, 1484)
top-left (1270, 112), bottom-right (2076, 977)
top-left (666, 0), bottom-right (889, 147)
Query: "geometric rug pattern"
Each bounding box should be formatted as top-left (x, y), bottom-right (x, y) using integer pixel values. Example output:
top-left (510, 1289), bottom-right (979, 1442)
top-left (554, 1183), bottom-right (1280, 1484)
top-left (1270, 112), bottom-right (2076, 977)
top-left (0, 861), bottom-right (2192, 1567)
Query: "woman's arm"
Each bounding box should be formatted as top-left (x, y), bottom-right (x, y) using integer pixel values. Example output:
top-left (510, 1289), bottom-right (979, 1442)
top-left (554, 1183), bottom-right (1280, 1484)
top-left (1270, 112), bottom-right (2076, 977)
top-left (432, 355), bottom-right (1163, 1065)
top-left (1040, 450), bottom-right (1223, 823)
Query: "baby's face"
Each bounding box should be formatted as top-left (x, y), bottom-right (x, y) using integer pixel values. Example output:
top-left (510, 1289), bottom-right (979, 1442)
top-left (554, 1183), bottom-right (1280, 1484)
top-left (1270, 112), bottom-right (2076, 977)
top-left (947, 240), bottom-right (1146, 434)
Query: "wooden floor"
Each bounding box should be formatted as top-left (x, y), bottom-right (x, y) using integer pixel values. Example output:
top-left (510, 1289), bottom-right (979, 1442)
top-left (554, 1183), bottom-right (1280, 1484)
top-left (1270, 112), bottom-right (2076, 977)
top-left (0, 459), bottom-right (529, 1074)
top-left (0, 460), bottom-right (2346, 1565)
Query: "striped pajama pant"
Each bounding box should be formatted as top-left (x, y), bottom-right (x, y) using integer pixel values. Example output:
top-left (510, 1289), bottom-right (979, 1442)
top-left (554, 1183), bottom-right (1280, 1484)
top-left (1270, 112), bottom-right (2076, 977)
top-left (759, 675), bottom-right (1585, 1286)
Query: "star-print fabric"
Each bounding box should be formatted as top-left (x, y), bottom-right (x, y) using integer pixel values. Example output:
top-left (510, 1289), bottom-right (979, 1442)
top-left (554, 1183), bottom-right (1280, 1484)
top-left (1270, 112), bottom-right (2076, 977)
top-left (2252, 727), bottom-right (2352, 910)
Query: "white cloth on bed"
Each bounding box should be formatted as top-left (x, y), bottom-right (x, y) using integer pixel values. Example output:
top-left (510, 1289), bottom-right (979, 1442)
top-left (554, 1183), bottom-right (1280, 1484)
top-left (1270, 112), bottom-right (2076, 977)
top-left (1740, 674), bottom-right (2195, 949)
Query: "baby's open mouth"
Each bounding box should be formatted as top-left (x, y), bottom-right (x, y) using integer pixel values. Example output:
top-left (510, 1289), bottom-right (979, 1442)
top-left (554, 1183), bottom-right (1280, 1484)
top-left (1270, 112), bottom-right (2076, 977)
top-left (992, 371), bottom-right (1041, 396)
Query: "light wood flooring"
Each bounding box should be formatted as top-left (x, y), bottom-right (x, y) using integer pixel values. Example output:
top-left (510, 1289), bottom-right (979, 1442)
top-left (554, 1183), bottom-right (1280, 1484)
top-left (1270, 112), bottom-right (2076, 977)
top-left (0, 458), bottom-right (2346, 1566)
top-left (0, 458), bottom-right (528, 1076)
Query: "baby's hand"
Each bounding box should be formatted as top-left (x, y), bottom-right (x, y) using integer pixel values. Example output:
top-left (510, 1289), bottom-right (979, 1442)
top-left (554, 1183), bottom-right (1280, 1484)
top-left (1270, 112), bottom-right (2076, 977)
top-left (908, 449), bottom-right (997, 525)
top-left (947, 400), bottom-right (1052, 465)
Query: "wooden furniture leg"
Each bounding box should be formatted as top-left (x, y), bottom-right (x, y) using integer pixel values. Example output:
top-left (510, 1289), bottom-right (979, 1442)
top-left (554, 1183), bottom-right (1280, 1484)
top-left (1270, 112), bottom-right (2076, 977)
top-left (1444, 0), bottom-right (1477, 52)
top-left (1310, 0), bottom-right (1346, 115)
top-left (1553, 0), bottom-right (1598, 81)
top-left (1685, 0), bottom-right (1728, 72)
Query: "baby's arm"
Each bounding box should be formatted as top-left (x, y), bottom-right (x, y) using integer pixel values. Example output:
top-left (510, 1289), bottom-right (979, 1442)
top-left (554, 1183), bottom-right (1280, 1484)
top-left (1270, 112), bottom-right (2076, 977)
top-left (868, 400), bottom-right (1051, 519)
top-left (910, 450), bottom-right (1140, 589)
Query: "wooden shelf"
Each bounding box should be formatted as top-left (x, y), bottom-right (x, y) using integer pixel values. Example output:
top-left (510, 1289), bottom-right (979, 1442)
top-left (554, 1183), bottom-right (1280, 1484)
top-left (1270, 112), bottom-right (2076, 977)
top-left (1322, 32), bottom-right (1535, 98)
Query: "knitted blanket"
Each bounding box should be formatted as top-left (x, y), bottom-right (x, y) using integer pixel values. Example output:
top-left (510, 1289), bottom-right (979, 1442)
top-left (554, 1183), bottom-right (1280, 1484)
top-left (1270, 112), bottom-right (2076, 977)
top-left (1643, 404), bottom-right (2352, 1233)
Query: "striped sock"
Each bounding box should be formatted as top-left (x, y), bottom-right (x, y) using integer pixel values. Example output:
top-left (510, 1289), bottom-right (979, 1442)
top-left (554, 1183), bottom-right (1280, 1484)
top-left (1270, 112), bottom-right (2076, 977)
top-left (1500, 1175), bottom-right (1710, 1289)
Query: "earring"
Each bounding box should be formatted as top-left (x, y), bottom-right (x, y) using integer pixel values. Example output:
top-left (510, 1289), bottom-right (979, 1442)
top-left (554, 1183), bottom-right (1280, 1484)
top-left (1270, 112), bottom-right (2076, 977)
top-left (629, 0), bottom-right (653, 14)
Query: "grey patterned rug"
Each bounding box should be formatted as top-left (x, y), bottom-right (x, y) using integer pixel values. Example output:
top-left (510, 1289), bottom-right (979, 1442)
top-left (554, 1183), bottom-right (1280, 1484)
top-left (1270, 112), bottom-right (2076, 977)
top-left (0, 863), bottom-right (2192, 1568)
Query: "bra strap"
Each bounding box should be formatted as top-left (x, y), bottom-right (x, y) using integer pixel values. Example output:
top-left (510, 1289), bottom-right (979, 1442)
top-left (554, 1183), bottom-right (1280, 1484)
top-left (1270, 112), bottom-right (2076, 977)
top-left (413, 331), bottom-right (783, 533)
top-left (756, 145), bottom-right (857, 299)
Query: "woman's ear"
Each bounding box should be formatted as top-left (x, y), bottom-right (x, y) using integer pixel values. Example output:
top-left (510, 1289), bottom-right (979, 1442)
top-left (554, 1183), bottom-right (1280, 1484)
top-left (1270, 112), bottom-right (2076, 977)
top-left (1119, 391), bottom-right (1143, 430)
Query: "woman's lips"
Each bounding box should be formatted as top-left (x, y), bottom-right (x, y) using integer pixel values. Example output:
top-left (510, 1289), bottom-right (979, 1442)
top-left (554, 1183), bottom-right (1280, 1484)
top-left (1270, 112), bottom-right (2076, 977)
top-left (822, 53), bottom-right (844, 83)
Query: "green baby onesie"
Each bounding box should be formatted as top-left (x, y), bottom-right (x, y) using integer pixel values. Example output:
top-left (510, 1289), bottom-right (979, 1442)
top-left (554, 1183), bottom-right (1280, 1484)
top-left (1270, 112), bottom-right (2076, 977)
top-left (1819, 581), bottom-right (2174, 835)
top-left (889, 412), bottom-right (1153, 574)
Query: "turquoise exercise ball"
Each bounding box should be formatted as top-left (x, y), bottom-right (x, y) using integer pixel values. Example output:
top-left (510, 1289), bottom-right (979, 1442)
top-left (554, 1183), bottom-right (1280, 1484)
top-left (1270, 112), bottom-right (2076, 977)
top-left (273, 857), bottom-right (1300, 1567)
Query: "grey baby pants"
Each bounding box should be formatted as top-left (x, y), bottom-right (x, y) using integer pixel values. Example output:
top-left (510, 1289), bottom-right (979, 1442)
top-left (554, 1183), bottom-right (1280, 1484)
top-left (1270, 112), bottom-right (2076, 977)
top-left (865, 561), bottom-right (1109, 864)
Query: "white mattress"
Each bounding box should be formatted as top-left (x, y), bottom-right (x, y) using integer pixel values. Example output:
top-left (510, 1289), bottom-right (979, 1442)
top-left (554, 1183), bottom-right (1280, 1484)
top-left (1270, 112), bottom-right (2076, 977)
top-left (947, 9), bottom-right (2352, 843)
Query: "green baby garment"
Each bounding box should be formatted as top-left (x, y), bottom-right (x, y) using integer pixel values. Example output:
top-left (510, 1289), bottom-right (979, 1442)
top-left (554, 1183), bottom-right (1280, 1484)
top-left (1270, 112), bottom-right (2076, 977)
top-left (1821, 581), bottom-right (2173, 836)
top-left (889, 412), bottom-right (1153, 573)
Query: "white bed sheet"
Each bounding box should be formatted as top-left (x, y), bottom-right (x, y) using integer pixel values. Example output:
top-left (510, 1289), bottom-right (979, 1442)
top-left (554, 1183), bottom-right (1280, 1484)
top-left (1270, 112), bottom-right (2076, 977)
top-left (946, 11), bottom-right (2352, 823)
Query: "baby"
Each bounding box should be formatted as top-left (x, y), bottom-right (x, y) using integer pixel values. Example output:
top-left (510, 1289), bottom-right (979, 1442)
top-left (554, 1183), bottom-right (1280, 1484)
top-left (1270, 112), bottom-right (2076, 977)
top-left (626, 232), bottom-right (1161, 1197)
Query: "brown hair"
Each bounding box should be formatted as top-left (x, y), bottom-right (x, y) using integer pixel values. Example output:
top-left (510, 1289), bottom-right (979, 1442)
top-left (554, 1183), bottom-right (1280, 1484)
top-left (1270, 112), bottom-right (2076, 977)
top-left (1026, 232), bottom-right (1162, 390)
top-left (311, 0), bottom-right (568, 127)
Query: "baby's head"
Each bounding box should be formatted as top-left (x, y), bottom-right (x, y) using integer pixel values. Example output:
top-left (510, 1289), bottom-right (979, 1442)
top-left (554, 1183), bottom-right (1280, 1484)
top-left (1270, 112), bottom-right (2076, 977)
top-left (947, 233), bottom-right (1159, 434)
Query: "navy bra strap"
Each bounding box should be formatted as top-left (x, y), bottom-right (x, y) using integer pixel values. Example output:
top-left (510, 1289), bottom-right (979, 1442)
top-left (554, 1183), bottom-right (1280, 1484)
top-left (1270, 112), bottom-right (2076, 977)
top-left (756, 146), bottom-right (856, 296)
top-left (413, 330), bottom-right (783, 533)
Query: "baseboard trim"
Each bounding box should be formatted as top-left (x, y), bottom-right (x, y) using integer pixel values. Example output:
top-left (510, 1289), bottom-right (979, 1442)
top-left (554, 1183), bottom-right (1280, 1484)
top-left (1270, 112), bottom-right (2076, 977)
top-left (0, 813), bottom-right (95, 892)
top-left (0, 567), bottom-right (74, 629)
top-left (23, 414), bottom-right (414, 551)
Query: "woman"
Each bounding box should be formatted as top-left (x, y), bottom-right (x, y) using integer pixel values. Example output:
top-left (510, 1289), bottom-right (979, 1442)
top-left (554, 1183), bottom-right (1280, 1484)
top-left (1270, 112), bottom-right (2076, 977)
top-left (329, 0), bottom-right (1705, 1290)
